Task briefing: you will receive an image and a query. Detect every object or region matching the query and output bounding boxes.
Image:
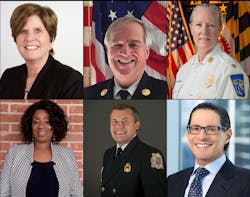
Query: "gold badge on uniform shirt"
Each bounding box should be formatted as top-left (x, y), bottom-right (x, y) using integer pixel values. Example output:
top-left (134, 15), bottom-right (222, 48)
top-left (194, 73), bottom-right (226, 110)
top-left (150, 153), bottom-right (164, 170)
top-left (208, 57), bottom-right (214, 63)
top-left (141, 88), bottom-right (151, 96)
top-left (205, 75), bottom-right (215, 88)
top-left (124, 162), bottom-right (131, 173)
top-left (100, 89), bottom-right (108, 97)
top-left (231, 64), bottom-right (236, 68)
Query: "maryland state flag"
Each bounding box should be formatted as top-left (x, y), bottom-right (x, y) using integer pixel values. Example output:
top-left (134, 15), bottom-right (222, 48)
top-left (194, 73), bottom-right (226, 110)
top-left (220, 1), bottom-right (250, 91)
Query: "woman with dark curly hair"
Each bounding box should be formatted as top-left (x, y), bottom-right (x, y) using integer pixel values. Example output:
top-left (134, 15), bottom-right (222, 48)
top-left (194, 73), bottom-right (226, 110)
top-left (0, 100), bottom-right (83, 197)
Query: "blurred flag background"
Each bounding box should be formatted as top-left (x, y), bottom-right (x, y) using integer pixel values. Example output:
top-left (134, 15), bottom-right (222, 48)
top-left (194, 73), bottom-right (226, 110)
top-left (166, 0), bottom-right (195, 98)
top-left (84, 1), bottom-right (167, 89)
top-left (220, 1), bottom-right (250, 96)
top-left (84, 1), bottom-right (250, 98)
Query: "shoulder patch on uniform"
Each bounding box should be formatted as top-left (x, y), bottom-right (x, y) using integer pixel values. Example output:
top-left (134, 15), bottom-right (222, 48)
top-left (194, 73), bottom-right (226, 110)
top-left (230, 74), bottom-right (245, 97)
top-left (150, 152), bottom-right (164, 170)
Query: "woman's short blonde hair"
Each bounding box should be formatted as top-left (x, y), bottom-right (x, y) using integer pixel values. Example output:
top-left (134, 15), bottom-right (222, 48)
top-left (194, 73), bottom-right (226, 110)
top-left (10, 3), bottom-right (58, 55)
top-left (190, 3), bottom-right (222, 29)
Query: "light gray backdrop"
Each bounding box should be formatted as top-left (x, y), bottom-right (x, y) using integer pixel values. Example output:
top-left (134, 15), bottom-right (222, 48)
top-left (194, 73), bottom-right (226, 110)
top-left (0, 1), bottom-right (83, 76)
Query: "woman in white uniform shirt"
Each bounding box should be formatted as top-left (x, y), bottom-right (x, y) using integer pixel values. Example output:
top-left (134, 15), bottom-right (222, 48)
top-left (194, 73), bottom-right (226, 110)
top-left (173, 3), bottom-right (249, 99)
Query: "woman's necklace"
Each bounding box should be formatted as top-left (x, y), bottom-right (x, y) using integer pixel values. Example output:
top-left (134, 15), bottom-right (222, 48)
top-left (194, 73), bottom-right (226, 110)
top-left (24, 89), bottom-right (29, 99)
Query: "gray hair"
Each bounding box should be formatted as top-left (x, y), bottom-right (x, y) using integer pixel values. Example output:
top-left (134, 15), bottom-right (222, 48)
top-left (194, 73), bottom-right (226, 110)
top-left (104, 16), bottom-right (152, 48)
top-left (190, 3), bottom-right (222, 29)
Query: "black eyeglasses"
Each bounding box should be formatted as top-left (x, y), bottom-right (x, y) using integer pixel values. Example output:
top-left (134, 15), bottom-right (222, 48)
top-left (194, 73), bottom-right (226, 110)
top-left (186, 125), bottom-right (228, 135)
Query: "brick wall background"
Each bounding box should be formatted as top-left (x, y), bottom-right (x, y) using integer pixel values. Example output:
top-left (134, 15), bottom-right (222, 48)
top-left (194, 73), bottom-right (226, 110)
top-left (0, 99), bottom-right (84, 186)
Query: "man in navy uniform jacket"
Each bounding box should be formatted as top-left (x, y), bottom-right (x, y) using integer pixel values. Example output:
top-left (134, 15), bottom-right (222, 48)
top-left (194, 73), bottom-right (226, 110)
top-left (84, 16), bottom-right (166, 99)
top-left (101, 104), bottom-right (166, 197)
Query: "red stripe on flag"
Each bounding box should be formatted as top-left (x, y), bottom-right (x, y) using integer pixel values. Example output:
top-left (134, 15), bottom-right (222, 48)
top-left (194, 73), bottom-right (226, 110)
top-left (144, 1), bottom-right (167, 34)
top-left (177, 47), bottom-right (188, 64)
top-left (147, 49), bottom-right (166, 76)
top-left (84, 46), bottom-right (90, 67)
top-left (187, 42), bottom-right (195, 55)
top-left (91, 44), bottom-right (106, 82)
top-left (84, 6), bottom-right (92, 27)
top-left (168, 55), bottom-right (178, 78)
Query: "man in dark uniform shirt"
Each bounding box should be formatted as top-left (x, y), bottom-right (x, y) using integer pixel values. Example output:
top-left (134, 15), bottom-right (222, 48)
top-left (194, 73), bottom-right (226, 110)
top-left (84, 16), bottom-right (166, 99)
top-left (101, 104), bottom-right (166, 197)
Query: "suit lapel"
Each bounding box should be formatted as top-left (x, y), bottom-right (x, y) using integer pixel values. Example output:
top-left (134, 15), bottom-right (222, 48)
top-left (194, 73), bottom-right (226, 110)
top-left (102, 78), bottom-right (114, 99)
top-left (11, 65), bottom-right (27, 98)
top-left (179, 168), bottom-right (194, 197)
top-left (28, 56), bottom-right (53, 98)
top-left (206, 159), bottom-right (234, 197)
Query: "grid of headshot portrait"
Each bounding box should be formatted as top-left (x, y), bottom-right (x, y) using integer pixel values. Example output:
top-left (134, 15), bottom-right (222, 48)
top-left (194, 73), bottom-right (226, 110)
top-left (0, 1), bottom-right (250, 197)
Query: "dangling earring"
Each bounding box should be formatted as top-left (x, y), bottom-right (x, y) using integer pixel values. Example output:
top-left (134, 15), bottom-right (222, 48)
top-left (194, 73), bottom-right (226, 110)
top-left (53, 135), bottom-right (56, 142)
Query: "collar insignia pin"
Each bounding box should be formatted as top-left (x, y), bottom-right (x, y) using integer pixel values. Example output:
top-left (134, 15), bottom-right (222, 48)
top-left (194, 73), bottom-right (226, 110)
top-left (231, 64), bottom-right (236, 68)
top-left (142, 88), bottom-right (151, 96)
top-left (208, 57), bottom-right (214, 63)
top-left (100, 89), bottom-right (108, 97)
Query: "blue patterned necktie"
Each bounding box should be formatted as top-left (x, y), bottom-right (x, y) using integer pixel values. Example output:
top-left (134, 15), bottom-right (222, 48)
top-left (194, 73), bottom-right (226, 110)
top-left (188, 167), bottom-right (209, 197)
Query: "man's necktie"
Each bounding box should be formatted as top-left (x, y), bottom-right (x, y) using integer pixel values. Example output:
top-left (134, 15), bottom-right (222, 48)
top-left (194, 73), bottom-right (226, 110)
top-left (116, 147), bottom-right (123, 158)
top-left (188, 167), bottom-right (209, 197)
top-left (119, 90), bottom-right (130, 100)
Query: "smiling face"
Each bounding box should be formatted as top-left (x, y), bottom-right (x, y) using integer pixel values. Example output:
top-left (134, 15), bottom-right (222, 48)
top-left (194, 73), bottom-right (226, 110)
top-left (190, 7), bottom-right (221, 60)
top-left (106, 22), bottom-right (150, 88)
top-left (110, 108), bottom-right (140, 146)
top-left (32, 109), bottom-right (53, 144)
top-left (186, 109), bottom-right (231, 166)
top-left (16, 14), bottom-right (53, 65)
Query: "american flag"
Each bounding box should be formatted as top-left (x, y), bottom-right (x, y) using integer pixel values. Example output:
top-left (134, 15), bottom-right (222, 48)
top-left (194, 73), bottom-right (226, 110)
top-left (84, 1), bottom-right (167, 88)
top-left (166, 1), bottom-right (195, 98)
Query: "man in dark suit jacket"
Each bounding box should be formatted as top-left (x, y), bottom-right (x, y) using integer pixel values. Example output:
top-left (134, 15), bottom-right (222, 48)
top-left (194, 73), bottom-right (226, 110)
top-left (84, 16), bottom-right (166, 99)
top-left (101, 104), bottom-right (166, 197)
top-left (167, 102), bottom-right (250, 197)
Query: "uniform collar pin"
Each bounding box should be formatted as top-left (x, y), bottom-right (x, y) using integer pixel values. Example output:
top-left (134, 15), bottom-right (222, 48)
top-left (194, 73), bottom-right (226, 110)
top-left (141, 88), bottom-right (151, 96)
top-left (100, 89), bottom-right (108, 97)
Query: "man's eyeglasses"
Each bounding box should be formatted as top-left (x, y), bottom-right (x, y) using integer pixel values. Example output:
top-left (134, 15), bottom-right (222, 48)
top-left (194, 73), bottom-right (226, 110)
top-left (186, 125), bottom-right (228, 135)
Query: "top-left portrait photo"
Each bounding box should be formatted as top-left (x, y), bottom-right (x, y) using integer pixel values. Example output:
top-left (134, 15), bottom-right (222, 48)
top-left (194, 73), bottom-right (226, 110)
top-left (0, 1), bottom-right (83, 99)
